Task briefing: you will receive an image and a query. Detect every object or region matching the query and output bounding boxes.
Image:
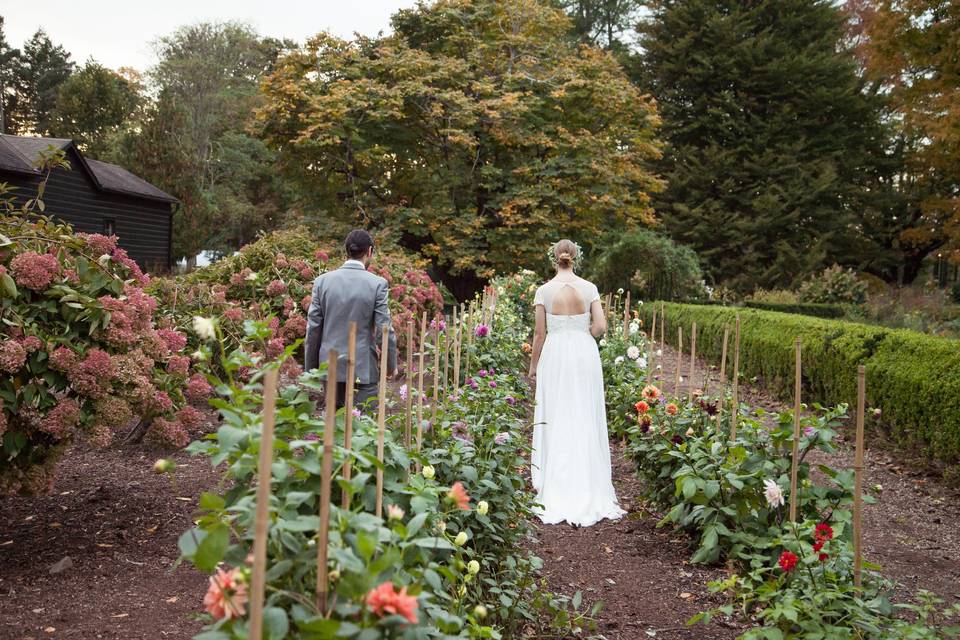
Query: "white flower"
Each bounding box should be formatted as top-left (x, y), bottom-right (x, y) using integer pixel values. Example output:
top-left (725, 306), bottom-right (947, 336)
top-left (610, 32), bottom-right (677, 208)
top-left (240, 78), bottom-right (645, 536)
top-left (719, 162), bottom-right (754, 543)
top-left (454, 531), bottom-right (468, 546)
top-left (636, 358), bottom-right (647, 369)
top-left (656, 364), bottom-right (662, 371)
top-left (629, 322), bottom-right (639, 334)
top-left (656, 349), bottom-right (663, 357)
top-left (476, 500), bottom-right (489, 516)
top-left (467, 560), bottom-right (480, 575)
top-left (191, 350), bottom-right (206, 361)
top-left (617, 288), bottom-right (624, 295)
top-left (387, 504), bottom-right (405, 521)
top-left (192, 316), bottom-right (216, 341)
top-left (245, 271), bottom-right (258, 281)
top-left (422, 465), bottom-right (435, 480)
top-left (626, 345), bottom-right (641, 360)
top-left (497, 286), bottom-right (505, 295)
top-left (473, 604), bottom-right (488, 619)
top-left (615, 356), bottom-right (625, 365)
top-left (599, 338), bottom-right (607, 347)
top-left (763, 479), bottom-right (785, 509)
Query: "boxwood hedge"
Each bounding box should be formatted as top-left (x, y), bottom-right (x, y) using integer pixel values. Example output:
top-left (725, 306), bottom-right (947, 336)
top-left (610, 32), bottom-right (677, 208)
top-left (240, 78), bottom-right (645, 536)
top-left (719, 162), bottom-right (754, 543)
top-left (639, 303), bottom-right (960, 472)
top-left (743, 300), bottom-right (846, 319)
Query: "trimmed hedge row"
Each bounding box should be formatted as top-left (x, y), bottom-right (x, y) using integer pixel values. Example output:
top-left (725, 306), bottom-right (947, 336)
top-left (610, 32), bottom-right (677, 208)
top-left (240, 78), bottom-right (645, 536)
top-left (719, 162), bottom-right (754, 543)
top-left (639, 303), bottom-right (960, 471)
top-left (743, 300), bottom-right (846, 319)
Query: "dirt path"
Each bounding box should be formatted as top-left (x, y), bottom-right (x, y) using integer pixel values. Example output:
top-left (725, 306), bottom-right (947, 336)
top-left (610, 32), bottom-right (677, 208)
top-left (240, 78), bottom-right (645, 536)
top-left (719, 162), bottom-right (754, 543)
top-left (533, 339), bottom-right (960, 639)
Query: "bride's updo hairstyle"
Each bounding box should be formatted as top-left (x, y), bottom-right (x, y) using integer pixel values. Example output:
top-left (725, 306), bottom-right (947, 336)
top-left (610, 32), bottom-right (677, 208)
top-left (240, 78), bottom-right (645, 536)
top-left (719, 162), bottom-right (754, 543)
top-left (552, 239), bottom-right (579, 270)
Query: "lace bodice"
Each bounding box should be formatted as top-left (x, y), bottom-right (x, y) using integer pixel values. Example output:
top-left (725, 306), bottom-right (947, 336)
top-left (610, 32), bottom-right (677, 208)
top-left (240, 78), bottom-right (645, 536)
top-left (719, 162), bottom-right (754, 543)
top-left (546, 312), bottom-right (591, 333)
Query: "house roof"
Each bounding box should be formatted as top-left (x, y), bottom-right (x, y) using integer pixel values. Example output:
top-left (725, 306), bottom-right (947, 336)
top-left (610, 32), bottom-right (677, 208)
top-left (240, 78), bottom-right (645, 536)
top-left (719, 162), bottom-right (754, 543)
top-left (0, 134), bottom-right (179, 204)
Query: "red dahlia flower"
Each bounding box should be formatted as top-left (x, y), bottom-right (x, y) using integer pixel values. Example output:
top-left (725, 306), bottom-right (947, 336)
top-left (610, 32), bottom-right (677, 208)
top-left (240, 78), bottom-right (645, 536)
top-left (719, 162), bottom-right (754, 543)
top-left (778, 551), bottom-right (799, 572)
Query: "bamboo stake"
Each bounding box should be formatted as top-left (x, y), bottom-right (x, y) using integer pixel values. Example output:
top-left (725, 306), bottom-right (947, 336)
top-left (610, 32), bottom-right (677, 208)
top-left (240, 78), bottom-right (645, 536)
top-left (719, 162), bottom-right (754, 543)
top-left (651, 309), bottom-right (657, 349)
top-left (674, 326), bottom-right (683, 399)
top-left (453, 322), bottom-right (462, 391)
top-left (659, 302), bottom-right (665, 348)
top-left (466, 301), bottom-right (476, 378)
top-left (622, 291), bottom-right (631, 339)
top-left (789, 337), bottom-right (802, 522)
top-left (248, 368), bottom-right (280, 640)
top-left (688, 322), bottom-right (697, 402)
top-left (316, 350), bottom-right (337, 612)
top-left (430, 324), bottom-right (441, 445)
top-left (442, 315), bottom-right (451, 396)
top-left (854, 365), bottom-right (866, 587)
top-left (404, 321), bottom-right (414, 448)
top-left (341, 323), bottom-right (357, 510)
top-left (375, 326), bottom-right (388, 518)
top-left (416, 312), bottom-right (427, 458)
top-left (730, 315), bottom-right (741, 440)
top-left (715, 326), bottom-right (730, 432)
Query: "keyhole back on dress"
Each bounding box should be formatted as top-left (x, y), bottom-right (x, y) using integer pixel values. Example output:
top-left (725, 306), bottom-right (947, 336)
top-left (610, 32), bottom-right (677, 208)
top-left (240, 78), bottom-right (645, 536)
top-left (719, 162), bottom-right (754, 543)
top-left (551, 283), bottom-right (587, 316)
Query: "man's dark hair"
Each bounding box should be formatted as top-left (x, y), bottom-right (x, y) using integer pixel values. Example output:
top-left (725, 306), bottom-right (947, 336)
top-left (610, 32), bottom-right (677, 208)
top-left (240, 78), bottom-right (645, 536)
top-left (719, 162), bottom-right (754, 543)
top-left (345, 229), bottom-right (374, 259)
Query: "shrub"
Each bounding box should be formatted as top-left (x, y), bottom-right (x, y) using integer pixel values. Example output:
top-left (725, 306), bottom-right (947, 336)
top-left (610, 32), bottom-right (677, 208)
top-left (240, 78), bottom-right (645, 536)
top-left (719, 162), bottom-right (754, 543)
top-left (638, 303), bottom-right (960, 471)
top-left (588, 229), bottom-right (705, 301)
top-left (751, 288), bottom-right (799, 304)
top-left (0, 163), bottom-right (203, 494)
top-left (743, 300), bottom-right (846, 319)
top-left (798, 264), bottom-right (867, 305)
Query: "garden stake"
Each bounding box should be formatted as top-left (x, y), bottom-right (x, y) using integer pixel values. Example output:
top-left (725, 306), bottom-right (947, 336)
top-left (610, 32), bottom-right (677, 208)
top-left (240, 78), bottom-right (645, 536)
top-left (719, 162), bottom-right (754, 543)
top-left (688, 322), bottom-right (697, 403)
top-left (730, 315), bottom-right (741, 440)
top-left (854, 365), bottom-right (866, 587)
top-left (622, 291), bottom-right (631, 339)
top-left (248, 367), bottom-right (279, 640)
top-left (651, 310), bottom-right (657, 349)
top-left (375, 326), bottom-right (388, 518)
top-left (659, 302), bottom-right (665, 348)
top-left (789, 337), bottom-right (802, 522)
top-left (715, 327), bottom-right (730, 432)
top-left (453, 322), bottom-right (462, 391)
top-left (341, 322), bottom-right (357, 510)
top-left (416, 313), bottom-right (427, 463)
top-left (674, 326), bottom-right (683, 399)
top-left (466, 301), bottom-right (476, 378)
top-left (316, 350), bottom-right (338, 613)
top-left (430, 324), bottom-right (441, 447)
top-left (404, 321), bottom-right (414, 448)
top-left (442, 315), bottom-right (451, 396)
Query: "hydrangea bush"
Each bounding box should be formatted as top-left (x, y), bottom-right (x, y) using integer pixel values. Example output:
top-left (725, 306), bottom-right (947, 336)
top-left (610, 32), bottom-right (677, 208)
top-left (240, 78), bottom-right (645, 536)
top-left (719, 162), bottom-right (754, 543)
top-left (149, 227), bottom-right (445, 364)
top-left (0, 167), bottom-right (208, 494)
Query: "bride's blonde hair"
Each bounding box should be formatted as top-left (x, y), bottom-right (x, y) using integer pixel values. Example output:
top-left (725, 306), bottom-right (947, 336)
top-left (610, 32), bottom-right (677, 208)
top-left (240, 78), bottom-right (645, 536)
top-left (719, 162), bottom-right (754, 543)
top-left (552, 239), bottom-right (579, 270)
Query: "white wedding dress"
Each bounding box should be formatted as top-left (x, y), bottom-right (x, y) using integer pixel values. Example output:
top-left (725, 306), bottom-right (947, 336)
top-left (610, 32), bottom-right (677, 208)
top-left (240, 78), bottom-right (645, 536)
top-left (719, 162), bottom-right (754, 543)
top-left (531, 278), bottom-right (625, 526)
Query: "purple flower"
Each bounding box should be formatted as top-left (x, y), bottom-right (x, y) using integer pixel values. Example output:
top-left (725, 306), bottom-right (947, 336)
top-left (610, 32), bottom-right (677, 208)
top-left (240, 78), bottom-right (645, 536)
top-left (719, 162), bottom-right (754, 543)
top-left (474, 324), bottom-right (489, 338)
top-left (430, 318), bottom-right (446, 332)
top-left (803, 426), bottom-right (817, 438)
top-left (305, 432), bottom-right (320, 441)
top-left (452, 421), bottom-right (472, 443)
top-left (494, 432), bottom-right (511, 445)
top-left (399, 384), bottom-right (408, 401)
top-left (505, 396), bottom-right (516, 406)
top-left (489, 381), bottom-right (497, 389)
top-left (352, 408), bottom-right (362, 418)
top-left (478, 369), bottom-right (488, 378)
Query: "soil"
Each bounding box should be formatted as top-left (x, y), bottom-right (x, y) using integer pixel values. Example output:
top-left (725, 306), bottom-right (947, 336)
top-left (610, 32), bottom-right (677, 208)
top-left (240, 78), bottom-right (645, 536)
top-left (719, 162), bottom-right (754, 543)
top-left (2, 344), bottom-right (958, 640)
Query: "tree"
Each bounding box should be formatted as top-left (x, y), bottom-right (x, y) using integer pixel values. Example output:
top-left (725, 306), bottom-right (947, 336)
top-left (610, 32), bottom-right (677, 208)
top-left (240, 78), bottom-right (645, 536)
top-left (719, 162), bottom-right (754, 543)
top-left (553, 0), bottom-right (645, 51)
top-left (49, 61), bottom-right (141, 156)
top-left (15, 29), bottom-right (74, 134)
top-left (255, 0), bottom-right (663, 292)
top-left (637, 0), bottom-right (896, 292)
top-left (0, 17), bottom-right (21, 134)
top-left (855, 0), bottom-right (960, 275)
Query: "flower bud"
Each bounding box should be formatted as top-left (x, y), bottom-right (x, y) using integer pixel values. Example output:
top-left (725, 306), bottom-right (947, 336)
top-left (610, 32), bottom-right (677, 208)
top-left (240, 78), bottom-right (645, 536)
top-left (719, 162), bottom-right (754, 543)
top-left (454, 531), bottom-right (468, 546)
top-left (422, 465), bottom-right (435, 480)
top-left (467, 560), bottom-right (480, 575)
top-left (458, 585), bottom-right (467, 597)
top-left (328, 569), bottom-right (340, 581)
top-left (153, 459), bottom-right (174, 474)
top-left (473, 604), bottom-right (488, 619)
top-left (476, 500), bottom-right (489, 516)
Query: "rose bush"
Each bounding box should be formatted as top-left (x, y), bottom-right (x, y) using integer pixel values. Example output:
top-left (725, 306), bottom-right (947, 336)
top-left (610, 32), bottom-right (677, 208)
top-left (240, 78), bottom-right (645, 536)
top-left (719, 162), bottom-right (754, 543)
top-left (0, 168), bottom-right (208, 494)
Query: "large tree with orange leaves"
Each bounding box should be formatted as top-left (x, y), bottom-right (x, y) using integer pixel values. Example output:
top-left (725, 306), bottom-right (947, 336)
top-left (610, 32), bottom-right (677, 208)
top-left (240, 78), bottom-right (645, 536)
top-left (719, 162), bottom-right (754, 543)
top-left (254, 0), bottom-right (663, 290)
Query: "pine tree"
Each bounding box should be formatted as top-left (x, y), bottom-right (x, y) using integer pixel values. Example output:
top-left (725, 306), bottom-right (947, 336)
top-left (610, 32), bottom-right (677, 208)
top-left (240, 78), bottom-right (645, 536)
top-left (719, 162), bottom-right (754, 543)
top-left (0, 18), bottom-right (21, 134)
top-left (638, 0), bottom-right (894, 291)
top-left (16, 29), bottom-right (74, 135)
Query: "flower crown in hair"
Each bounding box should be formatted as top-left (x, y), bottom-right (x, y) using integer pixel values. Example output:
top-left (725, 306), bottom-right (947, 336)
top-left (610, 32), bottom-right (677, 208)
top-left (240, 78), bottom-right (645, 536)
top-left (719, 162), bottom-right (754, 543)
top-left (547, 241), bottom-right (584, 271)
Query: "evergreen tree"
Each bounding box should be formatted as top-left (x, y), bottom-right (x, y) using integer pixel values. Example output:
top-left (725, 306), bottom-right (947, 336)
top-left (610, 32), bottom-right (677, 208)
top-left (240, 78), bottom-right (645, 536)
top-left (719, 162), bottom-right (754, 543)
top-left (638, 0), bottom-right (894, 291)
top-left (0, 17), bottom-right (20, 134)
top-left (16, 29), bottom-right (74, 135)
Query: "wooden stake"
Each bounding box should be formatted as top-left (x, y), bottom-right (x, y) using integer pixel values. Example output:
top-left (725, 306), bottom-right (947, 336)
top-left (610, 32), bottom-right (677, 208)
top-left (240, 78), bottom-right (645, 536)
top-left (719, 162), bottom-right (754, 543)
top-left (789, 337), bottom-right (802, 522)
top-left (404, 321), bottom-right (414, 448)
top-left (341, 323), bottom-right (357, 509)
top-left (416, 312), bottom-right (427, 458)
top-left (316, 350), bottom-right (337, 612)
top-left (651, 309), bottom-right (657, 348)
top-left (453, 323), bottom-right (462, 391)
top-left (674, 326), bottom-right (683, 399)
top-left (430, 324), bottom-right (441, 446)
top-left (465, 301), bottom-right (476, 378)
top-left (854, 365), bottom-right (866, 587)
top-left (375, 326), bottom-right (389, 519)
top-left (715, 326), bottom-right (730, 432)
top-left (442, 316), bottom-right (451, 396)
top-left (247, 368), bottom-right (280, 640)
top-left (659, 302), bottom-right (665, 348)
top-left (622, 291), bottom-right (631, 339)
top-left (688, 322), bottom-right (697, 403)
top-left (730, 315), bottom-right (741, 440)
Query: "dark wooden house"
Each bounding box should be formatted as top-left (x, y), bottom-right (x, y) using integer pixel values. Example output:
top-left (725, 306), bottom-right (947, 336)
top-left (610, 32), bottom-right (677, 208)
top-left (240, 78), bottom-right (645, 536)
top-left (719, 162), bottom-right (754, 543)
top-left (0, 134), bottom-right (178, 272)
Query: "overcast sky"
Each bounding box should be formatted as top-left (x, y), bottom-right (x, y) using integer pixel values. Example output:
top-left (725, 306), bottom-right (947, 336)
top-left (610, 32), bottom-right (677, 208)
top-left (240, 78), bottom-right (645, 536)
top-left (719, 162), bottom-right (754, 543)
top-left (4, 1), bottom-right (419, 72)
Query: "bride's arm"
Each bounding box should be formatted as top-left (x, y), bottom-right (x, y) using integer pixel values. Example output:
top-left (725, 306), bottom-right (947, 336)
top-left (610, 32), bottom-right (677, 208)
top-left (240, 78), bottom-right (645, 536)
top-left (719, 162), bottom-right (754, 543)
top-left (527, 305), bottom-right (547, 377)
top-left (589, 299), bottom-right (607, 338)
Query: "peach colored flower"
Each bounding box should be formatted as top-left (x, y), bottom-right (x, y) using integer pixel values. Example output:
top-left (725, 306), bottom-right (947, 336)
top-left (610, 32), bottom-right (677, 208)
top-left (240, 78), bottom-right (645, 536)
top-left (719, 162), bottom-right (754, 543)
top-left (203, 568), bottom-right (248, 620)
top-left (634, 400), bottom-right (649, 414)
top-left (365, 582), bottom-right (419, 624)
top-left (666, 403), bottom-right (678, 415)
top-left (447, 481), bottom-right (471, 511)
top-left (641, 385), bottom-right (661, 400)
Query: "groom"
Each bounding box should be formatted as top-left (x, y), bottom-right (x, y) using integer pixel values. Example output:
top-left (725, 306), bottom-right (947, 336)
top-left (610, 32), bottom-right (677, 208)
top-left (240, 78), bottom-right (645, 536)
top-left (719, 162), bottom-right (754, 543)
top-left (304, 229), bottom-right (398, 407)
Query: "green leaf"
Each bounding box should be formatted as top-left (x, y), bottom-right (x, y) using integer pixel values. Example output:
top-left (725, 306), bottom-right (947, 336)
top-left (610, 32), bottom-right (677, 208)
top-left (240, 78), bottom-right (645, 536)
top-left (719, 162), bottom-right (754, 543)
top-left (0, 273), bottom-right (17, 299)
top-left (264, 606), bottom-right (289, 639)
top-left (412, 536), bottom-right (455, 551)
top-left (199, 492), bottom-right (225, 511)
top-left (193, 524), bottom-right (229, 572)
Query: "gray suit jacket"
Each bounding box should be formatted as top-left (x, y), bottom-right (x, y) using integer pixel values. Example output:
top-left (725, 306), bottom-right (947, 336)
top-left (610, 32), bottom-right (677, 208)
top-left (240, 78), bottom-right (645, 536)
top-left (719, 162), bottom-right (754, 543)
top-left (304, 261), bottom-right (398, 383)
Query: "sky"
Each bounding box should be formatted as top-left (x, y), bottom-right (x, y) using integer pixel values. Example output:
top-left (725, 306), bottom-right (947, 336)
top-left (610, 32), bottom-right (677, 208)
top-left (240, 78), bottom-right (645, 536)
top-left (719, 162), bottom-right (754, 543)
top-left (4, 1), bottom-right (419, 72)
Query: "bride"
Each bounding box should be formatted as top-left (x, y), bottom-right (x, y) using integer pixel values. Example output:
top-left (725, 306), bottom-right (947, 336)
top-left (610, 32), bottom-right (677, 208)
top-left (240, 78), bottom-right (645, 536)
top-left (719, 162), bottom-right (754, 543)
top-left (527, 240), bottom-right (625, 527)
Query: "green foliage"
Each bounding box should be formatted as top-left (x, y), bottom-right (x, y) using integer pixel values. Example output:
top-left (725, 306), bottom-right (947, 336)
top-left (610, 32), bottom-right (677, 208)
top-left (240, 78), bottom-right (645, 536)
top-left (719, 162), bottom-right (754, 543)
top-left (637, 303), bottom-right (960, 472)
top-left (638, 0), bottom-right (898, 292)
top-left (751, 288), bottom-right (799, 305)
top-left (255, 0), bottom-right (663, 284)
top-left (5, 28), bottom-right (75, 135)
top-left (798, 264), bottom-right (868, 305)
top-left (588, 229), bottom-right (704, 301)
top-left (743, 300), bottom-right (846, 319)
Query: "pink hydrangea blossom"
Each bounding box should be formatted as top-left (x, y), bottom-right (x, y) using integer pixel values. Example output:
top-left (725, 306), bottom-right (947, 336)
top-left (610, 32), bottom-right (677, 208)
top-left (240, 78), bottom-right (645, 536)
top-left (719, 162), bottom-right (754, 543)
top-left (299, 267), bottom-right (313, 280)
top-left (186, 374), bottom-right (214, 404)
top-left (146, 417), bottom-right (189, 448)
top-left (157, 329), bottom-right (187, 353)
top-left (39, 399), bottom-right (81, 440)
top-left (266, 280), bottom-right (288, 297)
top-left (276, 253), bottom-right (289, 269)
top-left (77, 233), bottom-right (117, 256)
top-left (110, 247), bottom-right (148, 284)
top-left (87, 424), bottom-right (113, 448)
top-left (10, 251), bottom-right (60, 291)
top-left (0, 340), bottom-right (28, 373)
top-left (266, 338), bottom-right (285, 359)
top-left (68, 349), bottom-right (115, 398)
top-left (21, 336), bottom-right (43, 353)
top-left (49, 347), bottom-right (78, 372)
top-left (176, 405), bottom-right (203, 430)
top-left (315, 250), bottom-right (329, 263)
top-left (300, 295), bottom-right (312, 312)
top-left (166, 355), bottom-right (191, 377)
top-left (94, 396), bottom-right (134, 428)
top-left (282, 315), bottom-right (306, 340)
top-left (223, 307), bottom-right (244, 323)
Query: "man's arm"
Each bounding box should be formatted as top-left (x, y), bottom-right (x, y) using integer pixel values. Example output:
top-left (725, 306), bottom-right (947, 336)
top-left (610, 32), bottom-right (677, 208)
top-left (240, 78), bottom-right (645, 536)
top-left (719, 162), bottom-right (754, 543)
top-left (374, 279), bottom-right (398, 374)
top-left (304, 279), bottom-right (323, 371)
